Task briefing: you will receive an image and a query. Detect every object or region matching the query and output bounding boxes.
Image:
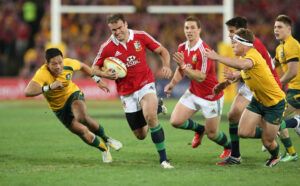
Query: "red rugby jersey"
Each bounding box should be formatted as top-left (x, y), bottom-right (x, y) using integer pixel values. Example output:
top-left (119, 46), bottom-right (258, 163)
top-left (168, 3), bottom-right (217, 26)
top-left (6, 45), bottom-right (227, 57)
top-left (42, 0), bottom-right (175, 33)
top-left (253, 37), bottom-right (281, 88)
top-left (93, 29), bottom-right (160, 95)
top-left (178, 38), bottom-right (223, 101)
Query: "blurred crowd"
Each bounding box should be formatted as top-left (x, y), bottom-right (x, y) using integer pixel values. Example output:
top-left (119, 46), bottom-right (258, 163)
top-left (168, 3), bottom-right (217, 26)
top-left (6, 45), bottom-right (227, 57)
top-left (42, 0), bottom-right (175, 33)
top-left (0, 0), bottom-right (299, 78)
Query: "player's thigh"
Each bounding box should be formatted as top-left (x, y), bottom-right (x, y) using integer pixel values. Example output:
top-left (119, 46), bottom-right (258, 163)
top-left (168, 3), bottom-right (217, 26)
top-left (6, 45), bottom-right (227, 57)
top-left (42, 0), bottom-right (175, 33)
top-left (140, 93), bottom-right (158, 116)
top-left (70, 91), bottom-right (87, 119)
top-left (228, 93), bottom-right (250, 121)
top-left (170, 101), bottom-right (196, 126)
top-left (238, 109), bottom-right (261, 137)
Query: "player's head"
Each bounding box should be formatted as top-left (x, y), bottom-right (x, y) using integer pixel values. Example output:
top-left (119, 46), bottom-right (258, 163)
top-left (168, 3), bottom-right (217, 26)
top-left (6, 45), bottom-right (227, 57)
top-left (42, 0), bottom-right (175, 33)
top-left (225, 17), bottom-right (248, 40)
top-left (274, 14), bottom-right (292, 41)
top-left (45, 48), bottom-right (64, 76)
top-left (107, 13), bottom-right (129, 42)
top-left (231, 28), bottom-right (254, 56)
top-left (184, 16), bottom-right (201, 42)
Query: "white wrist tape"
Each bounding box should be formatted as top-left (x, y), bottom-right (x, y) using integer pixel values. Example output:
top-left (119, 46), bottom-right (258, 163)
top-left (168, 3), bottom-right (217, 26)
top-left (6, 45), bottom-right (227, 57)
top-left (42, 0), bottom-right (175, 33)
top-left (91, 75), bottom-right (101, 83)
top-left (42, 85), bottom-right (50, 92)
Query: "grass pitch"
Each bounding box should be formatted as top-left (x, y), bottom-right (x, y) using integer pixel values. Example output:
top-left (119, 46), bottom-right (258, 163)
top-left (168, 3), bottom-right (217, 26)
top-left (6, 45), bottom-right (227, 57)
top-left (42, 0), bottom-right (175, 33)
top-left (0, 99), bottom-right (299, 186)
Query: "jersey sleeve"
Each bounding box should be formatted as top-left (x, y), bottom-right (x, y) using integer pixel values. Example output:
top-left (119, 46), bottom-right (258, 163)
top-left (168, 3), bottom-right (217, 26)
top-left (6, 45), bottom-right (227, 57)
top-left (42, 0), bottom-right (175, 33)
top-left (275, 46), bottom-right (280, 61)
top-left (64, 58), bottom-right (81, 71)
top-left (245, 53), bottom-right (257, 67)
top-left (285, 40), bottom-right (300, 61)
top-left (31, 69), bottom-right (47, 86)
top-left (93, 43), bottom-right (110, 67)
top-left (141, 31), bottom-right (161, 51)
top-left (195, 45), bottom-right (211, 74)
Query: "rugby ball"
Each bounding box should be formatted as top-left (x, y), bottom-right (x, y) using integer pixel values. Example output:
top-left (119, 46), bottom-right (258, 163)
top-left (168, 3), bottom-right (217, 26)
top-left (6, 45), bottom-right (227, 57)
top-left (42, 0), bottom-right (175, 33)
top-left (103, 57), bottom-right (127, 78)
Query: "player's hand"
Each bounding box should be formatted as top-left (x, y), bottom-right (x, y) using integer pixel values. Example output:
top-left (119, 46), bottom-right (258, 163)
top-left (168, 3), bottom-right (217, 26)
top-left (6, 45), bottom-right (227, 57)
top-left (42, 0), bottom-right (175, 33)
top-left (204, 48), bottom-right (219, 61)
top-left (173, 52), bottom-right (185, 68)
top-left (103, 68), bottom-right (118, 80)
top-left (213, 80), bottom-right (231, 95)
top-left (164, 83), bottom-right (174, 98)
top-left (97, 80), bottom-right (110, 93)
top-left (223, 68), bottom-right (240, 81)
top-left (50, 80), bottom-right (64, 90)
top-left (161, 66), bottom-right (172, 79)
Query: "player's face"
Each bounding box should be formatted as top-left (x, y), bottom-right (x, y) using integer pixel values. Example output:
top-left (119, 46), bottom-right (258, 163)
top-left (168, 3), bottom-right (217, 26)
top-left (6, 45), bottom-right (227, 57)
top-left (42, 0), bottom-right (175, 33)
top-left (108, 20), bottom-right (129, 42)
top-left (232, 41), bottom-right (243, 56)
top-left (47, 56), bottom-right (64, 76)
top-left (184, 21), bottom-right (200, 42)
top-left (274, 21), bottom-right (291, 41)
top-left (227, 26), bottom-right (237, 41)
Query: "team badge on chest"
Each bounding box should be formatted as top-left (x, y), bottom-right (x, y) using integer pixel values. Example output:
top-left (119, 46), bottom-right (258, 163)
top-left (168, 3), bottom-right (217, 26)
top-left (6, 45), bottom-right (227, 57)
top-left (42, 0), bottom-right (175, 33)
top-left (134, 41), bottom-right (142, 52)
top-left (192, 54), bottom-right (197, 64)
top-left (66, 73), bottom-right (71, 80)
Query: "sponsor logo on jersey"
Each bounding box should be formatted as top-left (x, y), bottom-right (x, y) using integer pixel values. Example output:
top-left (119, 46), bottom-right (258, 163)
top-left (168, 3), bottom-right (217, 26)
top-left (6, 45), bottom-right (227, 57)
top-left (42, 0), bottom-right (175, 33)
top-left (114, 51), bottom-right (122, 57)
top-left (126, 55), bottom-right (140, 67)
top-left (134, 41), bottom-right (142, 52)
top-left (192, 54), bottom-right (197, 64)
top-left (66, 73), bottom-right (71, 80)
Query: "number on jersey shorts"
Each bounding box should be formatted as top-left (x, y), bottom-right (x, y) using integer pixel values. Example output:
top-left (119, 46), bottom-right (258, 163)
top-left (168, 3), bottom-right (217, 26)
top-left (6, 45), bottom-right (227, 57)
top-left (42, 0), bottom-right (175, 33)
top-left (120, 83), bottom-right (157, 113)
top-left (179, 90), bottom-right (224, 119)
top-left (238, 83), bottom-right (253, 101)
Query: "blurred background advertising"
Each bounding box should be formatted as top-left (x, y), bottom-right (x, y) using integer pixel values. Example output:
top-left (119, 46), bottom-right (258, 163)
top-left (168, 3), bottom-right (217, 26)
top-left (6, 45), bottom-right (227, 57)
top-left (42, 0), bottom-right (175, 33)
top-left (0, 0), bottom-right (299, 101)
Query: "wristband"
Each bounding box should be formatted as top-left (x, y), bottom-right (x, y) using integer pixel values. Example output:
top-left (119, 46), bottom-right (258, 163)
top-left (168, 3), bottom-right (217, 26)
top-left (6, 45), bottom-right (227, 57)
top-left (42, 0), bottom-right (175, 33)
top-left (91, 75), bottom-right (101, 83)
top-left (180, 64), bottom-right (187, 70)
top-left (42, 85), bottom-right (51, 92)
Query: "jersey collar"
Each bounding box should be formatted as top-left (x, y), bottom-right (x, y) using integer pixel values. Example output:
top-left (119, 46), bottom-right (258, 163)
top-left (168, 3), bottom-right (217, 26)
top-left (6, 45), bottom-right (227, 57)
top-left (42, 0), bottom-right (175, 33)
top-left (185, 38), bottom-right (203, 51)
top-left (111, 29), bottom-right (134, 46)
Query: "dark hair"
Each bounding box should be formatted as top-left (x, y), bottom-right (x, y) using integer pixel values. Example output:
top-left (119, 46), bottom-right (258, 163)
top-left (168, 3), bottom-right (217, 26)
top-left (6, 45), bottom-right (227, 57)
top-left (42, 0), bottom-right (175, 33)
top-left (235, 28), bottom-right (254, 43)
top-left (185, 16), bottom-right (201, 28)
top-left (276, 14), bottom-right (292, 26)
top-left (107, 13), bottom-right (126, 24)
top-left (226, 16), bottom-right (248, 29)
top-left (45, 48), bottom-right (63, 63)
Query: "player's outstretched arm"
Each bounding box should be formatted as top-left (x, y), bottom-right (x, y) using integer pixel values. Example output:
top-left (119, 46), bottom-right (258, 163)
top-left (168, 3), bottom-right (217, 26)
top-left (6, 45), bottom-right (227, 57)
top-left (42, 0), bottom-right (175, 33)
top-left (164, 67), bottom-right (183, 97)
top-left (81, 63), bottom-right (110, 93)
top-left (24, 81), bottom-right (44, 97)
top-left (154, 46), bottom-right (172, 79)
top-left (24, 80), bottom-right (63, 97)
top-left (204, 48), bottom-right (253, 70)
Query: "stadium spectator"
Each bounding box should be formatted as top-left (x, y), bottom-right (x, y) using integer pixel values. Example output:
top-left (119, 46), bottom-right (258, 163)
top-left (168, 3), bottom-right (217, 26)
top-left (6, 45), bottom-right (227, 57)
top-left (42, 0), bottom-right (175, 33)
top-left (92, 13), bottom-right (174, 169)
top-left (24, 48), bottom-right (122, 163)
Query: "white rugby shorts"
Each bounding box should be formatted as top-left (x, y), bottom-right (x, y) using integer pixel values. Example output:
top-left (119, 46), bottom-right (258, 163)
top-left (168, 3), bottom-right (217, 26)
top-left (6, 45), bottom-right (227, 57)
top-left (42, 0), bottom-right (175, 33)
top-left (238, 83), bottom-right (253, 101)
top-left (120, 83), bottom-right (157, 113)
top-left (179, 90), bottom-right (224, 119)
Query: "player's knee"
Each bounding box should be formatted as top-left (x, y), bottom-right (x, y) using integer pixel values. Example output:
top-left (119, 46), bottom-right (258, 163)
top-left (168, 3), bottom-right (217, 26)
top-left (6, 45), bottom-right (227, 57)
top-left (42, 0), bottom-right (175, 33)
top-left (169, 118), bottom-right (182, 128)
top-left (136, 134), bottom-right (147, 140)
top-left (76, 114), bottom-right (89, 124)
top-left (143, 113), bottom-right (157, 125)
top-left (227, 109), bottom-right (241, 123)
top-left (279, 129), bottom-right (289, 138)
top-left (262, 139), bottom-right (274, 149)
top-left (206, 130), bottom-right (216, 140)
top-left (238, 130), bottom-right (252, 138)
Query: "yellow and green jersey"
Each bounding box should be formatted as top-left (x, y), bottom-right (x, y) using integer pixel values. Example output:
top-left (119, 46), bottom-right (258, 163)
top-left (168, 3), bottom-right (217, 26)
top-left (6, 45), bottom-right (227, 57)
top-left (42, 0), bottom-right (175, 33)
top-left (32, 58), bottom-right (81, 111)
top-left (275, 35), bottom-right (300, 89)
top-left (241, 48), bottom-right (285, 106)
